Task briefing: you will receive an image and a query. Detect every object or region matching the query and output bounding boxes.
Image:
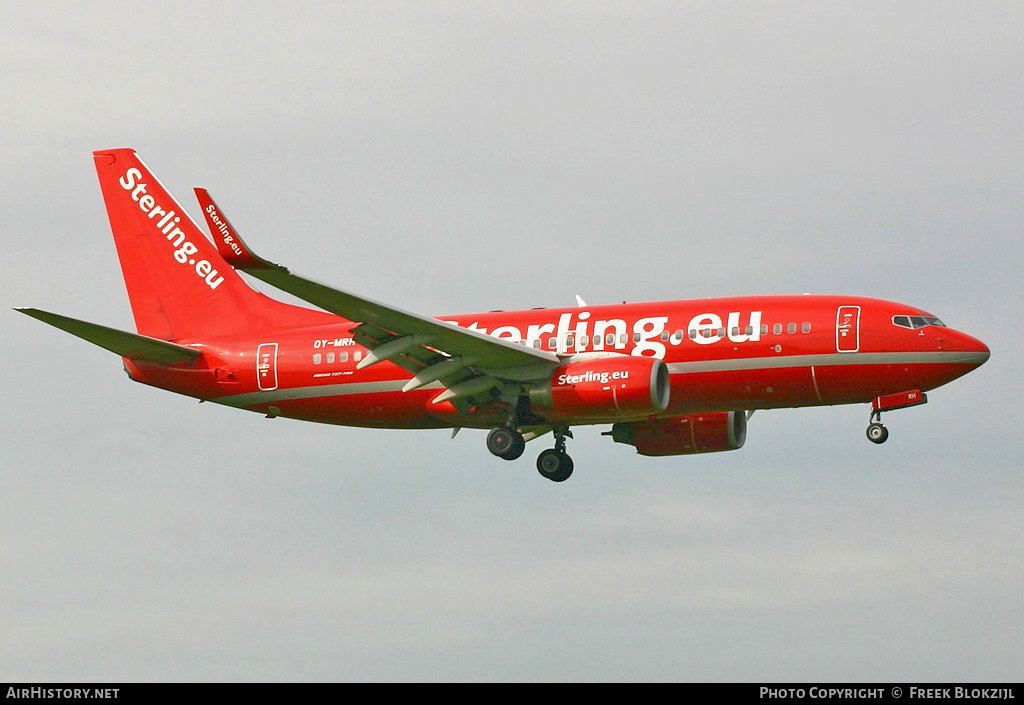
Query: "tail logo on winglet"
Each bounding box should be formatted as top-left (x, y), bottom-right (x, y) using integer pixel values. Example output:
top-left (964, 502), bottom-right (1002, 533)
top-left (119, 167), bottom-right (224, 290)
top-left (203, 203), bottom-right (244, 258)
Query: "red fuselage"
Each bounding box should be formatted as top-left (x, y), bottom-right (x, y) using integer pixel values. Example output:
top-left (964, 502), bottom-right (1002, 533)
top-left (124, 294), bottom-right (989, 430)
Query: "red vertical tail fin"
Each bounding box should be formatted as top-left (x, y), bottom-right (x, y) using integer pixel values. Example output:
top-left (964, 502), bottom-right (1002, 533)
top-left (94, 149), bottom-right (327, 340)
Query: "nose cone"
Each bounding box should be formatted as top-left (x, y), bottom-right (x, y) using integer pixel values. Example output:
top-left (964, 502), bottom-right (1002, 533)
top-left (909, 327), bottom-right (988, 392)
top-left (948, 330), bottom-right (990, 366)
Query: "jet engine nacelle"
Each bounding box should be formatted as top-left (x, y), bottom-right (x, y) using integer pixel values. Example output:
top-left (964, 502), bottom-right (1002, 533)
top-left (607, 411), bottom-right (747, 456)
top-left (528, 356), bottom-right (670, 420)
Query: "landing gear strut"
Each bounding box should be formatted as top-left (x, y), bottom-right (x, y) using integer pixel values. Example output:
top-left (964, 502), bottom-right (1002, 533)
top-left (536, 427), bottom-right (573, 482)
top-left (485, 421), bottom-right (575, 482)
top-left (866, 410), bottom-right (889, 444)
top-left (864, 390), bottom-right (927, 445)
top-left (486, 426), bottom-right (525, 460)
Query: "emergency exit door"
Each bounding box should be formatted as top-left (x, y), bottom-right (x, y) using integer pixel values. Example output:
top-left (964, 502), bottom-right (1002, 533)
top-left (836, 306), bottom-right (860, 353)
top-left (257, 343), bottom-right (279, 390)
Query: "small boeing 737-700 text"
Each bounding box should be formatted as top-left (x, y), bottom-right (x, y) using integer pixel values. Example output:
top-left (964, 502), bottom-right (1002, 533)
top-left (17, 149), bottom-right (990, 481)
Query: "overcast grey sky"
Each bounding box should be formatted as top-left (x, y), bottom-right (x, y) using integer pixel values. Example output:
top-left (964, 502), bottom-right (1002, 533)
top-left (2, 1), bottom-right (1022, 681)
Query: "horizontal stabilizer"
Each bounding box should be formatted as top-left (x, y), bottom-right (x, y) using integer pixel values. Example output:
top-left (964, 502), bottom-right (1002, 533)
top-left (15, 308), bottom-right (201, 364)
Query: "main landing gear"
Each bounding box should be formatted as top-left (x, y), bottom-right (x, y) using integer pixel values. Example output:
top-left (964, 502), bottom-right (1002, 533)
top-left (866, 410), bottom-right (889, 444)
top-left (485, 425), bottom-right (574, 482)
top-left (536, 428), bottom-right (573, 483)
top-left (486, 426), bottom-right (525, 460)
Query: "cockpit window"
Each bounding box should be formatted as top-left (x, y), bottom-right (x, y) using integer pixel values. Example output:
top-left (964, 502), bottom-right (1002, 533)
top-left (892, 315), bottom-right (946, 329)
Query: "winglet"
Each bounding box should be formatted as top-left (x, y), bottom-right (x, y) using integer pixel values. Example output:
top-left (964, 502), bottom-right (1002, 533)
top-left (194, 187), bottom-right (275, 270)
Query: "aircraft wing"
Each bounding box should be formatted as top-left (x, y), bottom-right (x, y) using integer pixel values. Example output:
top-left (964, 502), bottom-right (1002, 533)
top-left (195, 189), bottom-right (559, 404)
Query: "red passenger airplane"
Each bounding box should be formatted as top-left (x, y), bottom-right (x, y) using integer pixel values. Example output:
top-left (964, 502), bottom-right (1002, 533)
top-left (17, 149), bottom-right (990, 481)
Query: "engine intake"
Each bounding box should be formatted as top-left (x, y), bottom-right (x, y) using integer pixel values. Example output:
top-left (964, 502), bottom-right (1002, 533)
top-left (528, 356), bottom-right (669, 420)
top-left (607, 411), bottom-right (747, 456)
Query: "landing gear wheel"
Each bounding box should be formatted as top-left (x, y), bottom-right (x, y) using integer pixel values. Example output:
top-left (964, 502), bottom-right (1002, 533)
top-left (537, 448), bottom-right (573, 482)
top-left (866, 422), bottom-right (889, 444)
top-left (487, 426), bottom-right (525, 460)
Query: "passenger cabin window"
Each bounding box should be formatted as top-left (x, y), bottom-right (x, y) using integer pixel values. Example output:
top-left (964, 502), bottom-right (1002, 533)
top-left (773, 323), bottom-right (782, 335)
top-left (312, 354), bottom-right (322, 364)
top-left (802, 323), bottom-right (811, 333)
top-left (787, 323), bottom-right (796, 334)
top-left (893, 315), bottom-right (946, 329)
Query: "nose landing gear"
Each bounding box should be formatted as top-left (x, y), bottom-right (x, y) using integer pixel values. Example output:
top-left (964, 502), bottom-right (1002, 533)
top-left (866, 413), bottom-right (889, 444)
top-left (864, 390), bottom-right (928, 445)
